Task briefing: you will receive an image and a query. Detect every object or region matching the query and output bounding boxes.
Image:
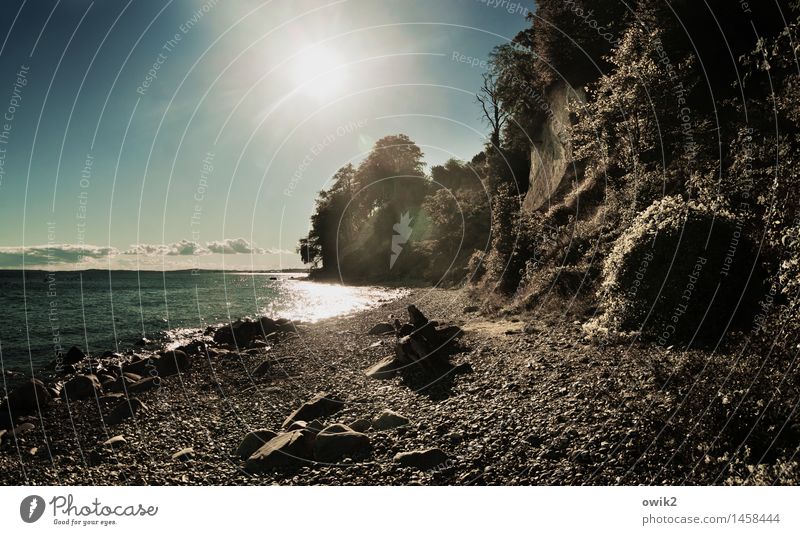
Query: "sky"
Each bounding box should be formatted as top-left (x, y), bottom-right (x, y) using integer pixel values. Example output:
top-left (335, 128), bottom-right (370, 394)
top-left (0, 0), bottom-right (534, 270)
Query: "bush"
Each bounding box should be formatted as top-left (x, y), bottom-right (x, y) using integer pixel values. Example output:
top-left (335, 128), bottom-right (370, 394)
top-left (598, 196), bottom-right (762, 346)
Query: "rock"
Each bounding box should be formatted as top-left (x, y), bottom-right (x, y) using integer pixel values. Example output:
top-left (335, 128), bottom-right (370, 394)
top-left (435, 325), bottom-right (464, 341)
top-left (102, 435), bottom-right (127, 448)
top-left (259, 317), bottom-right (278, 335)
top-left (127, 377), bottom-right (161, 394)
top-left (59, 364), bottom-right (77, 375)
top-left (245, 430), bottom-right (311, 471)
top-left (12, 422), bottom-right (36, 436)
top-left (306, 419), bottom-right (326, 436)
top-left (463, 306), bottom-right (479, 313)
top-left (179, 340), bottom-right (206, 355)
top-left (394, 448), bottom-right (449, 470)
top-left (275, 318), bottom-right (297, 333)
top-left (282, 392), bottom-right (344, 428)
top-left (109, 374), bottom-right (137, 393)
top-left (453, 362), bottom-right (473, 375)
top-left (133, 337), bottom-right (150, 346)
top-left (236, 429), bottom-right (278, 460)
top-left (371, 409), bottom-right (409, 431)
top-left (0, 378), bottom-right (51, 419)
top-left (98, 393), bottom-right (125, 403)
top-left (98, 374), bottom-right (116, 388)
top-left (122, 356), bottom-right (157, 376)
top-left (105, 398), bottom-right (147, 426)
top-left (63, 346), bottom-right (87, 365)
top-left (214, 318), bottom-right (264, 347)
top-left (286, 420), bottom-right (308, 432)
top-left (348, 418), bottom-right (372, 433)
top-left (62, 374), bottom-right (102, 401)
top-left (172, 447), bottom-right (194, 461)
top-left (367, 322), bottom-right (395, 335)
top-left (252, 360), bottom-right (271, 377)
top-left (0, 429), bottom-right (6, 442)
top-left (156, 350), bottom-right (190, 376)
top-left (313, 424), bottom-right (371, 463)
top-left (365, 356), bottom-right (400, 380)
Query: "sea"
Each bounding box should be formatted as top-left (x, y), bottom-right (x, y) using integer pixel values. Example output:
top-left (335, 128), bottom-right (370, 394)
top-left (0, 270), bottom-right (403, 372)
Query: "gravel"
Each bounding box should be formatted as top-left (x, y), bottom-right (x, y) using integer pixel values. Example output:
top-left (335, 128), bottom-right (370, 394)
top-left (0, 287), bottom-right (784, 485)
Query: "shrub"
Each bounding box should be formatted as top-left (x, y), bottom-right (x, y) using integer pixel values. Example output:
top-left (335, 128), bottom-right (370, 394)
top-left (598, 196), bottom-right (762, 346)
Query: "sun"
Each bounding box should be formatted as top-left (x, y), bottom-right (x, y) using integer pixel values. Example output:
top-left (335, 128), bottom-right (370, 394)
top-left (291, 46), bottom-right (348, 102)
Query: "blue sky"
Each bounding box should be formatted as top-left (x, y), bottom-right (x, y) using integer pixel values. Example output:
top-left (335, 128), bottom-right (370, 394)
top-left (0, 0), bottom-right (533, 270)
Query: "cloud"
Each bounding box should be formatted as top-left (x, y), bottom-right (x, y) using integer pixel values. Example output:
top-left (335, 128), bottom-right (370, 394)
top-left (0, 239), bottom-right (291, 268)
top-left (206, 238), bottom-right (265, 254)
top-left (0, 244), bottom-right (118, 267)
top-left (124, 240), bottom-right (209, 256)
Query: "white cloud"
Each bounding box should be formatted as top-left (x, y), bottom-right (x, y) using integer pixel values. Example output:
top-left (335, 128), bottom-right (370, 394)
top-left (0, 239), bottom-right (293, 269)
top-left (124, 240), bottom-right (209, 256)
top-left (0, 244), bottom-right (118, 267)
top-left (206, 237), bottom-right (265, 254)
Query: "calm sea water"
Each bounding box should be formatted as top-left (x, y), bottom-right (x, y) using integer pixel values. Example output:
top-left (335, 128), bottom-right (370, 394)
top-left (0, 270), bottom-right (402, 371)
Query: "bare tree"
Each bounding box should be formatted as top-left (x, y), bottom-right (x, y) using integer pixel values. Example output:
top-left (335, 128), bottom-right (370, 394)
top-left (477, 71), bottom-right (508, 149)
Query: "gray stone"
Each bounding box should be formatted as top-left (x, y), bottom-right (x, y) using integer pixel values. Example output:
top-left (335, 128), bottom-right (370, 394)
top-left (313, 424), bottom-right (371, 463)
top-left (172, 447), bottom-right (194, 461)
top-left (62, 374), bottom-right (102, 401)
top-left (63, 346), bottom-right (87, 365)
top-left (105, 398), bottom-right (147, 426)
top-left (101, 435), bottom-right (127, 448)
top-left (394, 448), bottom-right (449, 470)
top-left (0, 378), bottom-right (51, 417)
top-left (156, 350), bottom-right (190, 376)
top-left (371, 409), bottom-right (409, 431)
top-left (245, 430), bottom-right (311, 471)
top-left (236, 429), bottom-right (278, 460)
top-left (367, 323), bottom-right (395, 335)
top-left (126, 377), bottom-right (161, 394)
top-left (365, 356), bottom-right (400, 380)
top-left (348, 418), bottom-right (372, 433)
top-left (282, 392), bottom-right (344, 428)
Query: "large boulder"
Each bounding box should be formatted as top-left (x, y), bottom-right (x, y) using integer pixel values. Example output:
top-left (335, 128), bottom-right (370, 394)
top-left (105, 398), bottom-right (147, 426)
top-left (62, 374), bottom-right (102, 401)
top-left (0, 378), bottom-right (51, 421)
top-left (244, 430), bottom-right (311, 471)
top-left (312, 424), bottom-right (371, 463)
top-left (597, 196), bottom-right (763, 345)
top-left (236, 429), bottom-right (278, 460)
top-left (282, 393), bottom-right (344, 428)
top-left (394, 448), bottom-right (449, 470)
top-left (155, 350), bottom-right (190, 377)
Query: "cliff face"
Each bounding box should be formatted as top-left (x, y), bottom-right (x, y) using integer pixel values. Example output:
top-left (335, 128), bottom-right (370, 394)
top-left (522, 83), bottom-right (584, 212)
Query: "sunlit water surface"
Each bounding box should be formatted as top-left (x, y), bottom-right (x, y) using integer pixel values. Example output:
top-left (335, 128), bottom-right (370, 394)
top-left (0, 270), bottom-right (405, 371)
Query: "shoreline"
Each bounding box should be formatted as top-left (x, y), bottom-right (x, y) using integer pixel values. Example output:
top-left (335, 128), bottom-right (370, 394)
top-left (0, 287), bottom-right (794, 485)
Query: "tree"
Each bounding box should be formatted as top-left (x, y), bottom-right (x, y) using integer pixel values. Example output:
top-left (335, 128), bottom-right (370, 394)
top-left (430, 158), bottom-right (483, 191)
top-left (477, 72), bottom-right (508, 148)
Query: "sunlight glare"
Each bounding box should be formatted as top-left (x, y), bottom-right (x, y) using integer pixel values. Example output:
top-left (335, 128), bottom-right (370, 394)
top-left (291, 46), bottom-right (348, 101)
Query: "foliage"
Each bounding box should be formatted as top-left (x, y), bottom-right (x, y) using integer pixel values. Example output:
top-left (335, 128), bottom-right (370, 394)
top-left (598, 196), bottom-right (761, 346)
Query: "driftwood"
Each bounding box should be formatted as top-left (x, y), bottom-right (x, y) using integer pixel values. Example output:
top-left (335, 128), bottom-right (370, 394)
top-left (393, 305), bottom-right (462, 375)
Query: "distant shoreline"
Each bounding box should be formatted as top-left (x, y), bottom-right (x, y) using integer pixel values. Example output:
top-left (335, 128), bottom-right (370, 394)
top-left (0, 268), bottom-right (310, 274)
